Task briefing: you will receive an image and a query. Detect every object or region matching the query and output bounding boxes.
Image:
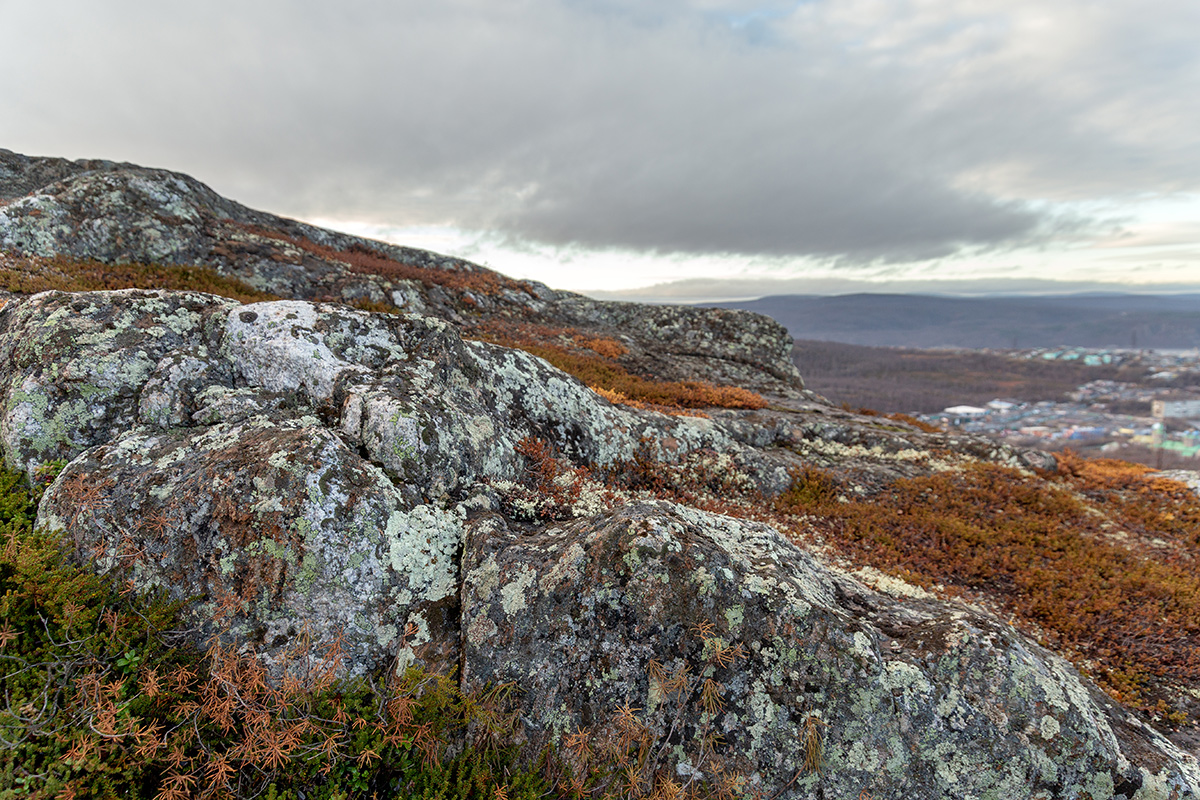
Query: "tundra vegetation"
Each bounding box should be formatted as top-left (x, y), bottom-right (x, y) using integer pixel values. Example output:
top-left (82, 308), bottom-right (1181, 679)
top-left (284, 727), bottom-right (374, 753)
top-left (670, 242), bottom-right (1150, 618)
top-left (7, 439), bottom-right (1200, 798)
top-left (4, 149), bottom-right (1200, 799)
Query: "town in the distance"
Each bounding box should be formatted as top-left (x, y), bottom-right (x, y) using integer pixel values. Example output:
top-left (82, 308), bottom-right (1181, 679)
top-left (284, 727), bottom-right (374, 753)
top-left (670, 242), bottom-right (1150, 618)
top-left (924, 347), bottom-right (1200, 466)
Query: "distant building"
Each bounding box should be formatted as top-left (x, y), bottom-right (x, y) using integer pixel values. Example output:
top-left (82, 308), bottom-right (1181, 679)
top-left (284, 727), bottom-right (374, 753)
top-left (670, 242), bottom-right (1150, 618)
top-left (944, 405), bottom-right (988, 416)
top-left (1152, 398), bottom-right (1200, 419)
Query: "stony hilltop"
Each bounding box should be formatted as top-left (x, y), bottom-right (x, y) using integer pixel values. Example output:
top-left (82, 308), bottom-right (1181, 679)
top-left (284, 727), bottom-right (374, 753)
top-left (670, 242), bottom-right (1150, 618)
top-left (2, 148), bottom-right (1200, 799)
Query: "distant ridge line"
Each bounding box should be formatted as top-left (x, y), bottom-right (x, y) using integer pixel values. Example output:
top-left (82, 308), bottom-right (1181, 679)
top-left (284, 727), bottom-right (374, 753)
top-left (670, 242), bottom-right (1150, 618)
top-left (714, 292), bottom-right (1200, 350)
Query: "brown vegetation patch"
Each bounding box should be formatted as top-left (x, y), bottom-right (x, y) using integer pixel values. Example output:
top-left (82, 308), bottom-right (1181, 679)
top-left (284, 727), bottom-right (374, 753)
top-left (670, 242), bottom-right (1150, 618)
top-left (778, 457), bottom-right (1200, 720)
top-left (0, 253), bottom-right (278, 304)
top-left (883, 412), bottom-right (942, 433)
top-left (475, 319), bottom-right (768, 413)
top-left (233, 223), bottom-right (528, 298)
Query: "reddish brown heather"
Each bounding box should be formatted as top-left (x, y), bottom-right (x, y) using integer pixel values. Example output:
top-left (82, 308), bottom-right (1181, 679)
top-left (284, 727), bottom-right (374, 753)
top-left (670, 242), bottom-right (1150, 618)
top-left (775, 453), bottom-right (1200, 721)
top-left (0, 253), bottom-right (279, 304)
top-left (234, 223), bottom-right (528, 297)
top-left (474, 319), bottom-right (769, 413)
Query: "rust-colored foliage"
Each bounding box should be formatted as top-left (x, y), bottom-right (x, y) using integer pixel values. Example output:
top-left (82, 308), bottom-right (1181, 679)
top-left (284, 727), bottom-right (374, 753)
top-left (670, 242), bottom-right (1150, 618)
top-left (780, 458), bottom-right (1200, 716)
top-left (234, 223), bottom-right (528, 297)
top-left (884, 413), bottom-right (942, 434)
top-left (475, 319), bottom-right (768, 412)
top-left (775, 467), bottom-right (841, 512)
top-left (0, 253), bottom-right (278, 304)
top-left (503, 436), bottom-right (616, 521)
top-left (576, 335), bottom-right (627, 359)
top-left (588, 386), bottom-right (710, 418)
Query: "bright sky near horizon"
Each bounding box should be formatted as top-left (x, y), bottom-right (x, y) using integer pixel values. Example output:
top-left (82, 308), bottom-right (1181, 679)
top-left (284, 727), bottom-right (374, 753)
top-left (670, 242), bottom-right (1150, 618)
top-left (3, 0), bottom-right (1199, 298)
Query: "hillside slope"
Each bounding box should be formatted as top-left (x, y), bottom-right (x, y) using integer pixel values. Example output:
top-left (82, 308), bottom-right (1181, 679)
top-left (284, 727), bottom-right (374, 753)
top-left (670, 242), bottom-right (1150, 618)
top-left (2, 150), bottom-right (1200, 799)
top-left (719, 293), bottom-right (1200, 349)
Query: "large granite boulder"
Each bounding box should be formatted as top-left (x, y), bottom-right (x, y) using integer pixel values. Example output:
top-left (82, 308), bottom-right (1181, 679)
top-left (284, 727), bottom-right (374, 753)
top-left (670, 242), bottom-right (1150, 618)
top-left (1, 288), bottom-right (1197, 797)
top-left (0, 149), bottom-right (803, 395)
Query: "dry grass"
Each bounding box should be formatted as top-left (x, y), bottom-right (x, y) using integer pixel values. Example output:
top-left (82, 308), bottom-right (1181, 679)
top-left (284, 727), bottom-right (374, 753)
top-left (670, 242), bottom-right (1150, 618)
top-left (0, 253), bottom-right (279, 304)
top-left (777, 454), bottom-right (1200, 720)
top-left (475, 320), bottom-right (768, 413)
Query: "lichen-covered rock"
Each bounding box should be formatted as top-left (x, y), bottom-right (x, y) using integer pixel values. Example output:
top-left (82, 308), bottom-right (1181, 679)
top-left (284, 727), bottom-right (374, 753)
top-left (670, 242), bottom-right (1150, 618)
top-left (0, 149), bottom-right (804, 395)
top-left (549, 295), bottom-right (803, 389)
top-left (0, 290), bottom-right (778, 675)
top-left (0, 149), bottom-right (131, 201)
top-left (462, 501), bottom-right (1200, 799)
top-left (0, 289), bottom-right (237, 475)
top-left (0, 290), bottom-right (765, 491)
top-left (37, 417), bottom-right (464, 677)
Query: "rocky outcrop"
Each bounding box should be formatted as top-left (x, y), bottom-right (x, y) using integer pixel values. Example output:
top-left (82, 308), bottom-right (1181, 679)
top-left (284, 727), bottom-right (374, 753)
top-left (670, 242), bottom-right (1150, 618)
top-left (0, 149), bottom-right (801, 395)
top-left (2, 288), bottom-right (1197, 798)
top-left (464, 503), bottom-right (1199, 798)
top-left (3, 150), bottom-right (1198, 797)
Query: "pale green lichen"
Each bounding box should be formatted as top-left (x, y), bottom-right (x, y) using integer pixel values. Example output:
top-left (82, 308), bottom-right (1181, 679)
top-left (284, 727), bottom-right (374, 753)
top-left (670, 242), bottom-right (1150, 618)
top-left (500, 569), bottom-right (536, 615)
top-left (383, 503), bottom-right (463, 606)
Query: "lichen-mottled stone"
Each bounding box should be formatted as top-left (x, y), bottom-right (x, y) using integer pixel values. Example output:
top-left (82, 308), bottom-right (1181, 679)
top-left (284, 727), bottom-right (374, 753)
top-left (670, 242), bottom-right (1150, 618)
top-left (461, 501), bottom-right (1200, 799)
top-left (0, 149), bottom-right (804, 395)
top-left (2, 148), bottom-right (1197, 797)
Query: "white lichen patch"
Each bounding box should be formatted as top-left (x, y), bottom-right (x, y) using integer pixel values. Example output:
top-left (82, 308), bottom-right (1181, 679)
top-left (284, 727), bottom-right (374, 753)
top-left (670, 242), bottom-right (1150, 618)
top-left (223, 301), bottom-right (369, 400)
top-left (384, 504), bottom-right (464, 606)
top-left (799, 436), bottom-right (964, 472)
top-left (500, 568), bottom-right (537, 615)
top-left (1039, 713), bottom-right (1061, 740)
top-left (881, 661), bottom-right (932, 695)
top-left (853, 566), bottom-right (936, 600)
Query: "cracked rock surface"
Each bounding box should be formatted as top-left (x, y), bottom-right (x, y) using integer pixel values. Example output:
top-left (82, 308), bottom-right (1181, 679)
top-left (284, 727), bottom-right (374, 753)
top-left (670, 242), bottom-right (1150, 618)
top-left (0, 288), bottom-right (1196, 799)
top-left (2, 150), bottom-right (1198, 798)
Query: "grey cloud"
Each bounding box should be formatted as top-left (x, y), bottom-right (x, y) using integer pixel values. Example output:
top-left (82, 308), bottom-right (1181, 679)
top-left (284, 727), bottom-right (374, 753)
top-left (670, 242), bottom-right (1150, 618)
top-left (1, 0), bottom-right (1197, 261)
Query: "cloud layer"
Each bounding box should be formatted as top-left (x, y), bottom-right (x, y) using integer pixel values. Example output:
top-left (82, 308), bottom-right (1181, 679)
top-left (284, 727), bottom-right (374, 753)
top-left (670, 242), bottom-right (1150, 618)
top-left (3, 0), bottom-right (1198, 264)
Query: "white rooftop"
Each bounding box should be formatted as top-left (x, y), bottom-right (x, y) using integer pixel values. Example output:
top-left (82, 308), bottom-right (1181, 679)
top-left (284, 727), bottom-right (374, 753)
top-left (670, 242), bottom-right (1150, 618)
top-left (944, 405), bottom-right (989, 416)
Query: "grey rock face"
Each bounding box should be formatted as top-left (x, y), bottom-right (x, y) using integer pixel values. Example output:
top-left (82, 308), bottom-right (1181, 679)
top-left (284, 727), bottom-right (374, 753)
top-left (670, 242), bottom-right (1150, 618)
top-left (0, 151), bottom-right (802, 395)
top-left (0, 149), bottom-right (129, 200)
top-left (463, 502), bottom-right (1199, 798)
top-left (39, 417), bottom-right (465, 678)
top-left (0, 288), bottom-right (1195, 797)
top-left (0, 290), bottom-right (762, 673)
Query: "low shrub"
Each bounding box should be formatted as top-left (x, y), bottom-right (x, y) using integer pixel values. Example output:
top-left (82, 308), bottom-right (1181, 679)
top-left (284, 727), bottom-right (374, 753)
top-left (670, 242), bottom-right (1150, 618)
top-left (475, 321), bottom-right (768, 413)
top-left (0, 253), bottom-right (278, 304)
top-left (779, 458), bottom-right (1200, 720)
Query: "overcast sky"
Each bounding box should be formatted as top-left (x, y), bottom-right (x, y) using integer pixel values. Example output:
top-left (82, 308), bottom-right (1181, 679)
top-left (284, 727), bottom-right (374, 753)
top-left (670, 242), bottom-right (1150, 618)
top-left (3, 0), bottom-right (1199, 296)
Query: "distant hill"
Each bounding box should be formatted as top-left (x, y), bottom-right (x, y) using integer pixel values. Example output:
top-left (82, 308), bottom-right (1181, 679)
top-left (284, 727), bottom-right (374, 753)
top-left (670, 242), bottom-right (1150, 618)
top-left (790, 338), bottom-right (1140, 413)
top-left (714, 293), bottom-right (1200, 349)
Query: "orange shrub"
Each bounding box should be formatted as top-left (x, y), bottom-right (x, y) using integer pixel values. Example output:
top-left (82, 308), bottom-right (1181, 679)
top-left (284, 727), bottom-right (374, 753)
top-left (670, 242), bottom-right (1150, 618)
top-left (475, 320), bottom-right (768, 412)
top-left (575, 335), bottom-right (627, 359)
top-left (233, 224), bottom-right (527, 298)
top-left (783, 460), bottom-right (1200, 717)
top-left (0, 253), bottom-right (278, 303)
